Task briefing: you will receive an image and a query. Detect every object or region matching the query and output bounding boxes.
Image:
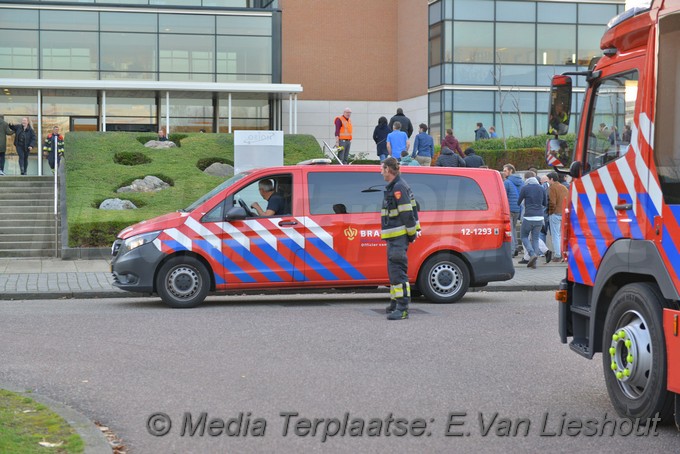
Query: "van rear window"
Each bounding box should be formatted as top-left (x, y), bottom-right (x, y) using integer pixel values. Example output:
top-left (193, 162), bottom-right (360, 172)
top-left (307, 172), bottom-right (487, 214)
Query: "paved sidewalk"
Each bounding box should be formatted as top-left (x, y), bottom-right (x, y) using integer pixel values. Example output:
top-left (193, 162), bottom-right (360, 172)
top-left (0, 257), bottom-right (566, 300)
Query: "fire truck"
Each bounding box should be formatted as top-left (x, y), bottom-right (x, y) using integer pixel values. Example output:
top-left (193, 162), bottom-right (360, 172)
top-left (548, 0), bottom-right (680, 424)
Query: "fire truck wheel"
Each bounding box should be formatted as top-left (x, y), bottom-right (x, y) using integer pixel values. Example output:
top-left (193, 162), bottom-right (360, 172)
top-left (418, 253), bottom-right (469, 304)
top-left (156, 256), bottom-right (210, 308)
top-left (601, 282), bottom-right (673, 421)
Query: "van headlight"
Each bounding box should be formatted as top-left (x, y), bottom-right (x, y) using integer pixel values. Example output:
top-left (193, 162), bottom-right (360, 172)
top-left (124, 231), bottom-right (161, 251)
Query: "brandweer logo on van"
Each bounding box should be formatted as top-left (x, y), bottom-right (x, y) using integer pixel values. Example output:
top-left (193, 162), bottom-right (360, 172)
top-left (344, 226), bottom-right (358, 241)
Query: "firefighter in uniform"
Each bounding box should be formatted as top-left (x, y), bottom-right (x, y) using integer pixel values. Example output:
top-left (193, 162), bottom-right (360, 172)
top-left (380, 157), bottom-right (421, 320)
top-left (42, 125), bottom-right (65, 173)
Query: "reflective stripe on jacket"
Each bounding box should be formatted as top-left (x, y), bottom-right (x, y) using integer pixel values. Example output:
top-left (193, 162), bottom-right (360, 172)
top-left (381, 175), bottom-right (420, 240)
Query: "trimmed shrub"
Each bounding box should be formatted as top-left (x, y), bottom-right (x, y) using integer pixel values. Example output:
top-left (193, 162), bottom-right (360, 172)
top-left (114, 151), bottom-right (151, 166)
top-left (196, 157), bottom-right (234, 171)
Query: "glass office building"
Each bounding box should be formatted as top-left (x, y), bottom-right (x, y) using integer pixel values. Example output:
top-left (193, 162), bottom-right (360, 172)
top-left (428, 0), bottom-right (624, 143)
top-left (0, 0), bottom-right (300, 148)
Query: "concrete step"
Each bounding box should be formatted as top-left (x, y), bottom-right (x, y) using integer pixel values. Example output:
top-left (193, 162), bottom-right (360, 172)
top-left (3, 206), bottom-right (54, 214)
top-left (0, 226), bottom-right (58, 235)
top-left (0, 212), bottom-right (58, 221)
top-left (0, 219), bottom-right (58, 228)
top-left (0, 176), bottom-right (53, 183)
top-left (0, 249), bottom-right (60, 258)
top-left (1, 199), bottom-right (54, 207)
top-left (0, 233), bottom-right (56, 242)
top-left (0, 240), bottom-right (57, 250)
top-left (0, 192), bottom-right (55, 200)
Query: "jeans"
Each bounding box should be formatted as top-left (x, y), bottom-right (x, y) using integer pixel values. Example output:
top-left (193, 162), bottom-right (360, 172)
top-left (17, 146), bottom-right (30, 175)
top-left (520, 218), bottom-right (544, 257)
top-left (378, 154), bottom-right (387, 162)
top-left (549, 214), bottom-right (562, 257)
top-left (510, 211), bottom-right (520, 252)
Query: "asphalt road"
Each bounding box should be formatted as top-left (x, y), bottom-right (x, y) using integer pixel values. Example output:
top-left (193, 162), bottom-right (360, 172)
top-left (1, 291), bottom-right (679, 453)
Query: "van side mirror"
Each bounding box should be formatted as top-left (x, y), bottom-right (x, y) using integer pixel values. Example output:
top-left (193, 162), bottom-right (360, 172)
top-left (225, 206), bottom-right (247, 221)
top-left (548, 75), bottom-right (572, 136)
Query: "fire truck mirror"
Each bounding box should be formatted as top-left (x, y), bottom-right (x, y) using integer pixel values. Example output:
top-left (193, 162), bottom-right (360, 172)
top-left (548, 75), bottom-right (572, 136)
top-left (546, 138), bottom-right (572, 170)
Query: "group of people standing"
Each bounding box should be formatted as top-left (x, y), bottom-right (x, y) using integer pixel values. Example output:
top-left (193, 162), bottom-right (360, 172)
top-left (0, 115), bottom-right (64, 176)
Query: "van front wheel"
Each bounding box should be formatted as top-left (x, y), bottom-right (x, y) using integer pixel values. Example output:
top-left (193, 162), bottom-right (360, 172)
top-left (418, 253), bottom-right (469, 303)
top-left (156, 256), bottom-right (210, 308)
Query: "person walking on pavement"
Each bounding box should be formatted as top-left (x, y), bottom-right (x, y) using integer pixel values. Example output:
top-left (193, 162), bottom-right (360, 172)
top-left (42, 125), bottom-right (65, 173)
top-left (411, 123), bottom-right (434, 166)
top-left (518, 173), bottom-right (547, 269)
top-left (474, 122), bottom-right (490, 141)
top-left (373, 116), bottom-right (390, 162)
top-left (386, 121), bottom-right (409, 159)
top-left (11, 117), bottom-right (37, 176)
top-left (547, 172), bottom-right (569, 262)
top-left (441, 128), bottom-right (464, 159)
top-left (380, 157), bottom-right (420, 320)
top-left (0, 115), bottom-right (15, 175)
top-left (502, 164), bottom-right (521, 256)
top-left (435, 146), bottom-right (466, 167)
top-left (388, 107), bottom-right (414, 138)
top-left (463, 147), bottom-right (485, 168)
top-left (334, 107), bottom-right (353, 164)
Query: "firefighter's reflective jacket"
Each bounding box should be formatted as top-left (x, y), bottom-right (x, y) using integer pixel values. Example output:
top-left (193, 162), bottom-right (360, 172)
top-left (381, 175), bottom-right (421, 241)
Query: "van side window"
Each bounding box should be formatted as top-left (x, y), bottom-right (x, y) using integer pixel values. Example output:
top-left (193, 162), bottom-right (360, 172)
top-left (584, 71), bottom-right (638, 174)
top-left (307, 172), bottom-right (487, 214)
top-left (233, 174), bottom-right (293, 217)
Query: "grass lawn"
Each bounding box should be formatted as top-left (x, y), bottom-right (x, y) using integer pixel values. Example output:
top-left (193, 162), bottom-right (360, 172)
top-left (65, 132), bottom-right (323, 247)
top-left (0, 389), bottom-right (83, 453)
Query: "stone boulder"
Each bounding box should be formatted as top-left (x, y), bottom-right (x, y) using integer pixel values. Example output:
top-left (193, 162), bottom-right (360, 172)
top-left (204, 162), bottom-right (234, 177)
top-left (99, 198), bottom-right (137, 210)
top-left (118, 176), bottom-right (170, 193)
top-left (145, 140), bottom-right (176, 149)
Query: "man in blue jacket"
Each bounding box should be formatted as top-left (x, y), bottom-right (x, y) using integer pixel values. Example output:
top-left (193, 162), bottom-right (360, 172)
top-left (411, 123), bottom-right (434, 166)
top-left (502, 164), bottom-right (522, 256)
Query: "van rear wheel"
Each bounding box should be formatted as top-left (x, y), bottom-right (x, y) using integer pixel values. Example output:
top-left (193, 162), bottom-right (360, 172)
top-left (418, 253), bottom-right (469, 303)
top-left (156, 256), bottom-right (210, 308)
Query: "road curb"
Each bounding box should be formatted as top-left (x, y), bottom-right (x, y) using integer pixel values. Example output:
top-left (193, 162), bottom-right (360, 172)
top-left (0, 382), bottom-right (112, 454)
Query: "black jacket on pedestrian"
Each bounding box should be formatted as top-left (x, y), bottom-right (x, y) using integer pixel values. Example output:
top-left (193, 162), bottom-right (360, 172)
top-left (388, 114), bottom-right (414, 138)
top-left (12, 124), bottom-right (37, 151)
top-left (435, 147), bottom-right (466, 167)
top-left (463, 150), bottom-right (485, 168)
top-left (373, 123), bottom-right (391, 157)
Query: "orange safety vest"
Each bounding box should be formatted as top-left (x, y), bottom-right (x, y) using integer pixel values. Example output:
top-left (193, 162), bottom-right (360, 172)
top-left (335, 115), bottom-right (352, 140)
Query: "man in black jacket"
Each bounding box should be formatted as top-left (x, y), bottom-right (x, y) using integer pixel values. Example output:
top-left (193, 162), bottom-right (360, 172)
top-left (435, 146), bottom-right (466, 167)
top-left (0, 115), bottom-right (15, 175)
top-left (11, 117), bottom-right (36, 176)
top-left (388, 108), bottom-right (414, 138)
top-left (463, 147), bottom-right (485, 168)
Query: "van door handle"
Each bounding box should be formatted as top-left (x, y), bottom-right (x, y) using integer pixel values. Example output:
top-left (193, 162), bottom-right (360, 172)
top-left (278, 220), bottom-right (298, 227)
top-left (615, 203), bottom-right (632, 211)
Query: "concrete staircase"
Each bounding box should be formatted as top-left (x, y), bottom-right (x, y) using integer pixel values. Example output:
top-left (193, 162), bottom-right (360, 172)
top-left (0, 176), bottom-right (60, 258)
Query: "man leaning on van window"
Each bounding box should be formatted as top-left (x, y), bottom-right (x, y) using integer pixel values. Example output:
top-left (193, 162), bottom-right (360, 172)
top-left (251, 179), bottom-right (286, 216)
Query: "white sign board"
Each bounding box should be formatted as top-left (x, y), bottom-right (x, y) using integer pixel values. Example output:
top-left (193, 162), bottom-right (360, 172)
top-left (234, 130), bottom-right (284, 174)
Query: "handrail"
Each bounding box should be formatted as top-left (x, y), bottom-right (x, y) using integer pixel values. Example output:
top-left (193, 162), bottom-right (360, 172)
top-left (54, 158), bottom-right (62, 258)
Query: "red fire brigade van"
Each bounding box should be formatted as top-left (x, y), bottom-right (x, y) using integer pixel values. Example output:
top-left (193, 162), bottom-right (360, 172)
top-left (111, 164), bottom-right (514, 308)
top-left (548, 0), bottom-right (680, 424)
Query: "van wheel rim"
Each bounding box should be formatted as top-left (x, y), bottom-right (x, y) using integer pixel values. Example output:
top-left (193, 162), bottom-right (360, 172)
top-left (429, 262), bottom-right (461, 296)
top-left (167, 266), bottom-right (200, 299)
top-left (608, 310), bottom-right (652, 399)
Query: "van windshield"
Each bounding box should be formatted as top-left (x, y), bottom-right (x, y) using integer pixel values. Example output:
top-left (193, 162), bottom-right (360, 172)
top-left (181, 172), bottom-right (248, 212)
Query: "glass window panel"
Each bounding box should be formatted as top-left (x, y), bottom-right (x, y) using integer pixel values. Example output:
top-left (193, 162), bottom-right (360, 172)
top-left (453, 64), bottom-right (494, 85)
top-left (150, 0), bottom-right (201, 6)
top-left (495, 91), bottom-right (535, 113)
top-left (429, 65), bottom-right (441, 87)
top-left (453, 113), bottom-right (493, 142)
top-left (429, 2), bottom-right (442, 25)
top-left (537, 65), bottom-right (577, 86)
top-left (538, 2), bottom-right (576, 23)
top-left (42, 91), bottom-right (97, 116)
top-left (444, 21), bottom-right (452, 63)
top-left (0, 89), bottom-right (38, 117)
top-left (41, 31), bottom-right (98, 71)
top-left (429, 91), bottom-right (441, 113)
top-left (443, 64), bottom-right (453, 84)
top-left (101, 72), bottom-right (156, 81)
top-left (0, 9), bottom-right (38, 28)
top-left (40, 10), bottom-right (98, 31)
top-left (217, 36), bottom-right (271, 75)
top-left (219, 93), bottom-right (269, 118)
top-left (0, 69), bottom-right (38, 78)
top-left (429, 23), bottom-right (442, 66)
top-left (216, 15), bottom-right (272, 36)
top-left (216, 74), bottom-right (271, 83)
top-left (161, 94), bottom-right (213, 118)
top-left (159, 73), bottom-right (214, 82)
top-left (101, 12), bottom-right (157, 33)
top-left (160, 34), bottom-right (214, 76)
top-left (496, 23), bottom-right (535, 64)
top-left (105, 92), bottom-right (156, 117)
top-left (578, 25), bottom-right (605, 66)
top-left (454, 0), bottom-right (494, 21)
top-left (454, 91), bottom-right (494, 112)
top-left (0, 30), bottom-right (38, 69)
top-left (537, 24), bottom-right (576, 65)
top-left (41, 70), bottom-right (98, 80)
top-left (494, 65), bottom-right (535, 85)
top-left (444, 90), bottom-right (453, 111)
top-left (496, 1), bottom-right (535, 22)
top-left (204, 0), bottom-right (251, 7)
top-left (578, 4), bottom-right (618, 25)
top-left (454, 22), bottom-right (493, 63)
top-left (443, 0), bottom-right (453, 20)
top-left (101, 33), bottom-right (156, 76)
top-left (499, 113), bottom-right (536, 138)
top-left (160, 14), bottom-right (215, 34)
